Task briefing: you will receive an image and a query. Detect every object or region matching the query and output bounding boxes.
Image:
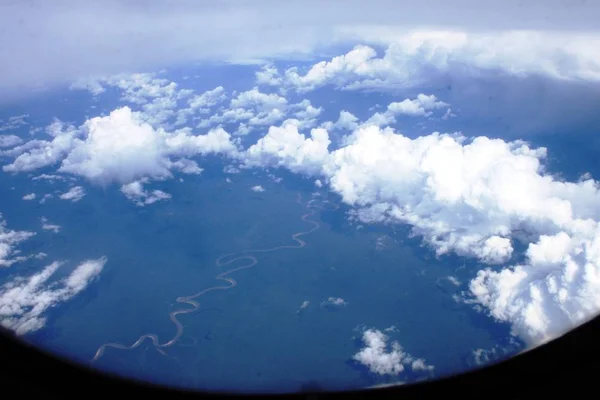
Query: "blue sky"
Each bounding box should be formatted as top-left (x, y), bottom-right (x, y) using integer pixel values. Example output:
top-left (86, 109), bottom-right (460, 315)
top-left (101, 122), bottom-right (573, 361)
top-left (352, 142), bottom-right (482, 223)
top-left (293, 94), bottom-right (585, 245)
top-left (1, 0), bottom-right (600, 391)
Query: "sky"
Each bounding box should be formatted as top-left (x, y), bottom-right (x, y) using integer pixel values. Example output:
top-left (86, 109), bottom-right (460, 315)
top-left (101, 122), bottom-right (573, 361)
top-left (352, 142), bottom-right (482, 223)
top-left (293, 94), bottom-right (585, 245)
top-left (1, 0), bottom-right (600, 390)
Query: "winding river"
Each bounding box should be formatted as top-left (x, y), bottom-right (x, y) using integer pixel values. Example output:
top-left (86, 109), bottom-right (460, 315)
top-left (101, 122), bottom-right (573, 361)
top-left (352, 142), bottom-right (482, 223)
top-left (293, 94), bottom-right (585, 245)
top-left (92, 192), bottom-right (338, 363)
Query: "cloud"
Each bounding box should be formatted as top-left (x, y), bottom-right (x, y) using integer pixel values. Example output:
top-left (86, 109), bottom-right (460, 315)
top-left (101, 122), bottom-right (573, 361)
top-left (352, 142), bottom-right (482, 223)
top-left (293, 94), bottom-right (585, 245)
top-left (2, 121), bottom-right (79, 173)
top-left (250, 185), bottom-right (265, 193)
top-left (59, 186), bottom-right (86, 202)
top-left (22, 193), bottom-right (36, 201)
top-left (297, 300), bottom-right (310, 314)
top-left (120, 180), bottom-right (172, 206)
top-left (276, 31), bottom-right (600, 94)
top-left (238, 119), bottom-right (600, 346)
top-left (1, 1), bottom-right (599, 102)
top-left (244, 119), bottom-right (330, 176)
top-left (363, 94), bottom-right (449, 127)
top-left (0, 257), bottom-right (107, 335)
top-left (198, 87), bottom-right (288, 130)
top-left (353, 328), bottom-right (434, 376)
top-left (0, 115), bottom-right (28, 132)
top-left (0, 215), bottom-right (35, 268)
top-left (0, 106), bottom-right (237, 185)
top-left (321, 111), bottom-right (359, 133)
top-left (0, 135), bottom-right (23, 148)
top-left (40, 217), bottom-right (61, 233)
top-left (320, 297), bottom-right (348, 308)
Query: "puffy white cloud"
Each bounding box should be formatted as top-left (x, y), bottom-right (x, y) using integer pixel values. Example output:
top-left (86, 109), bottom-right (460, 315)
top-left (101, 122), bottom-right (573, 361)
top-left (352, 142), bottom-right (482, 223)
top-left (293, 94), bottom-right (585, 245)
top-left (353, 328), bottom-right (434, 376)
top-left (231, 87), bottom-right (287, 112)
top-left (0, 257), bottom-right (107, 335)
top-left (245, 119), bottom-right (331, 175)
top-left (469, 225), bottom-right (600, 346)
top-left (0, 214), bottom-right (35, 268)
top-left (1, 106), bottom-right (237, 185)
top-left (321, 111), bottom-right (359, 132)
top-left (0, 135), bottom-right (23, 148)
top-left (40, 217), bottom-right (61, 233)
top-left (256, 65), bottom-right (282, 86)
top-left (363, 94), bottom-right (450, 127)
top-left (320, 126), bottom-right (600, 265)
top-left (22, 193), bottom-right (36, 201)
top-left (250, 185), bottom-right (265, 193)
top-left (239, 120), bottom-right (600, 346)
top-left (120, 180), bottom-right (172, 206)
top-left (59, 186), bottom-right (86, 202)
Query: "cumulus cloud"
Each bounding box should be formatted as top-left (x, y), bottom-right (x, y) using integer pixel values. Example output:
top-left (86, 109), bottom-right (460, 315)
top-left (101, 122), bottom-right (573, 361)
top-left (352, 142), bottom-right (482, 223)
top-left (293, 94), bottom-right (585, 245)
top-left (0, 257), bottom-right (107, 335)
top-left (353, 328), bottom-right (434, 376)
top-left (0, 135), bottom-right (23, 148)
top-left (250, 185), bottom-right (265, 193)
top-left (120, 180), bottom-right (172, 206)
top-left (0, 215), bottom-right (35, 268)
top-left (321, 111), bottom-right (359, 133)
top-left (22, 193), bottom-right (36, 201)
top-left (238, 119), bottom-right (600, 346)
top-left (245, 119), bottom-right (330, 175)
top-left (363, 94), bottom-right (449, 127)
top-left (0, 106), bottom-right (237, 185)
top-left (59, 186), bottom-right (86, 202)
top-left (198, 87), bottom-right (288, 130)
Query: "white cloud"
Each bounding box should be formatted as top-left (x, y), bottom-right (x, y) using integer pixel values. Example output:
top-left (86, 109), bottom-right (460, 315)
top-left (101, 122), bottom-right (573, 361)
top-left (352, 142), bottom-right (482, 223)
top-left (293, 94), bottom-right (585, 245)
top-left (363, 94), bottom-right (449, 127)
top-left (223, 165), bottom-right (241, 174)
top-left (0, 257), bottom-right (107, 335)
top-left (277, 31), bottom-right (600, 93)
top-left (250, 185), bottom-right (265, 193)
top-left (120, 180), bottom-right (172, 206)
top-left (59, 186), bottom-right (86, 202)
top-left (0, 214), bottom-right (35, 268)
top-left (2, 122), bottom-right (79, 173)
top-left (32, 174), bottom-right (66, 182)
top-left (40, 217), bottom-right (61, 233)
top-left (315, 179), bottom-right (323, 188)
top-left (245, 119), bottom-right (330, 176)
top-left (2, 1), bottom-right (599, 100)
top-left (321, 111), bottom-right (359, 132)
top-left (198, 87), bottom-right (289, 129)
top-left (353, 328), bottom-right (434, 376)
top-left (0, 135), bottom-right (23, 148)
top-left (175, 86), bottom-right (227, 126)
top-left (39, 194), bottom-right (53, 204)
top-left (2, 106), bottom-right (238, 185)
top-left (22, 193), bottom-right (36, 201)
top-left (0, 115), bottom-right (28, 132)
top-left (320, 297), bottom-right (348, 308)
top-left (239, 120), bottom-right (600, 347)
